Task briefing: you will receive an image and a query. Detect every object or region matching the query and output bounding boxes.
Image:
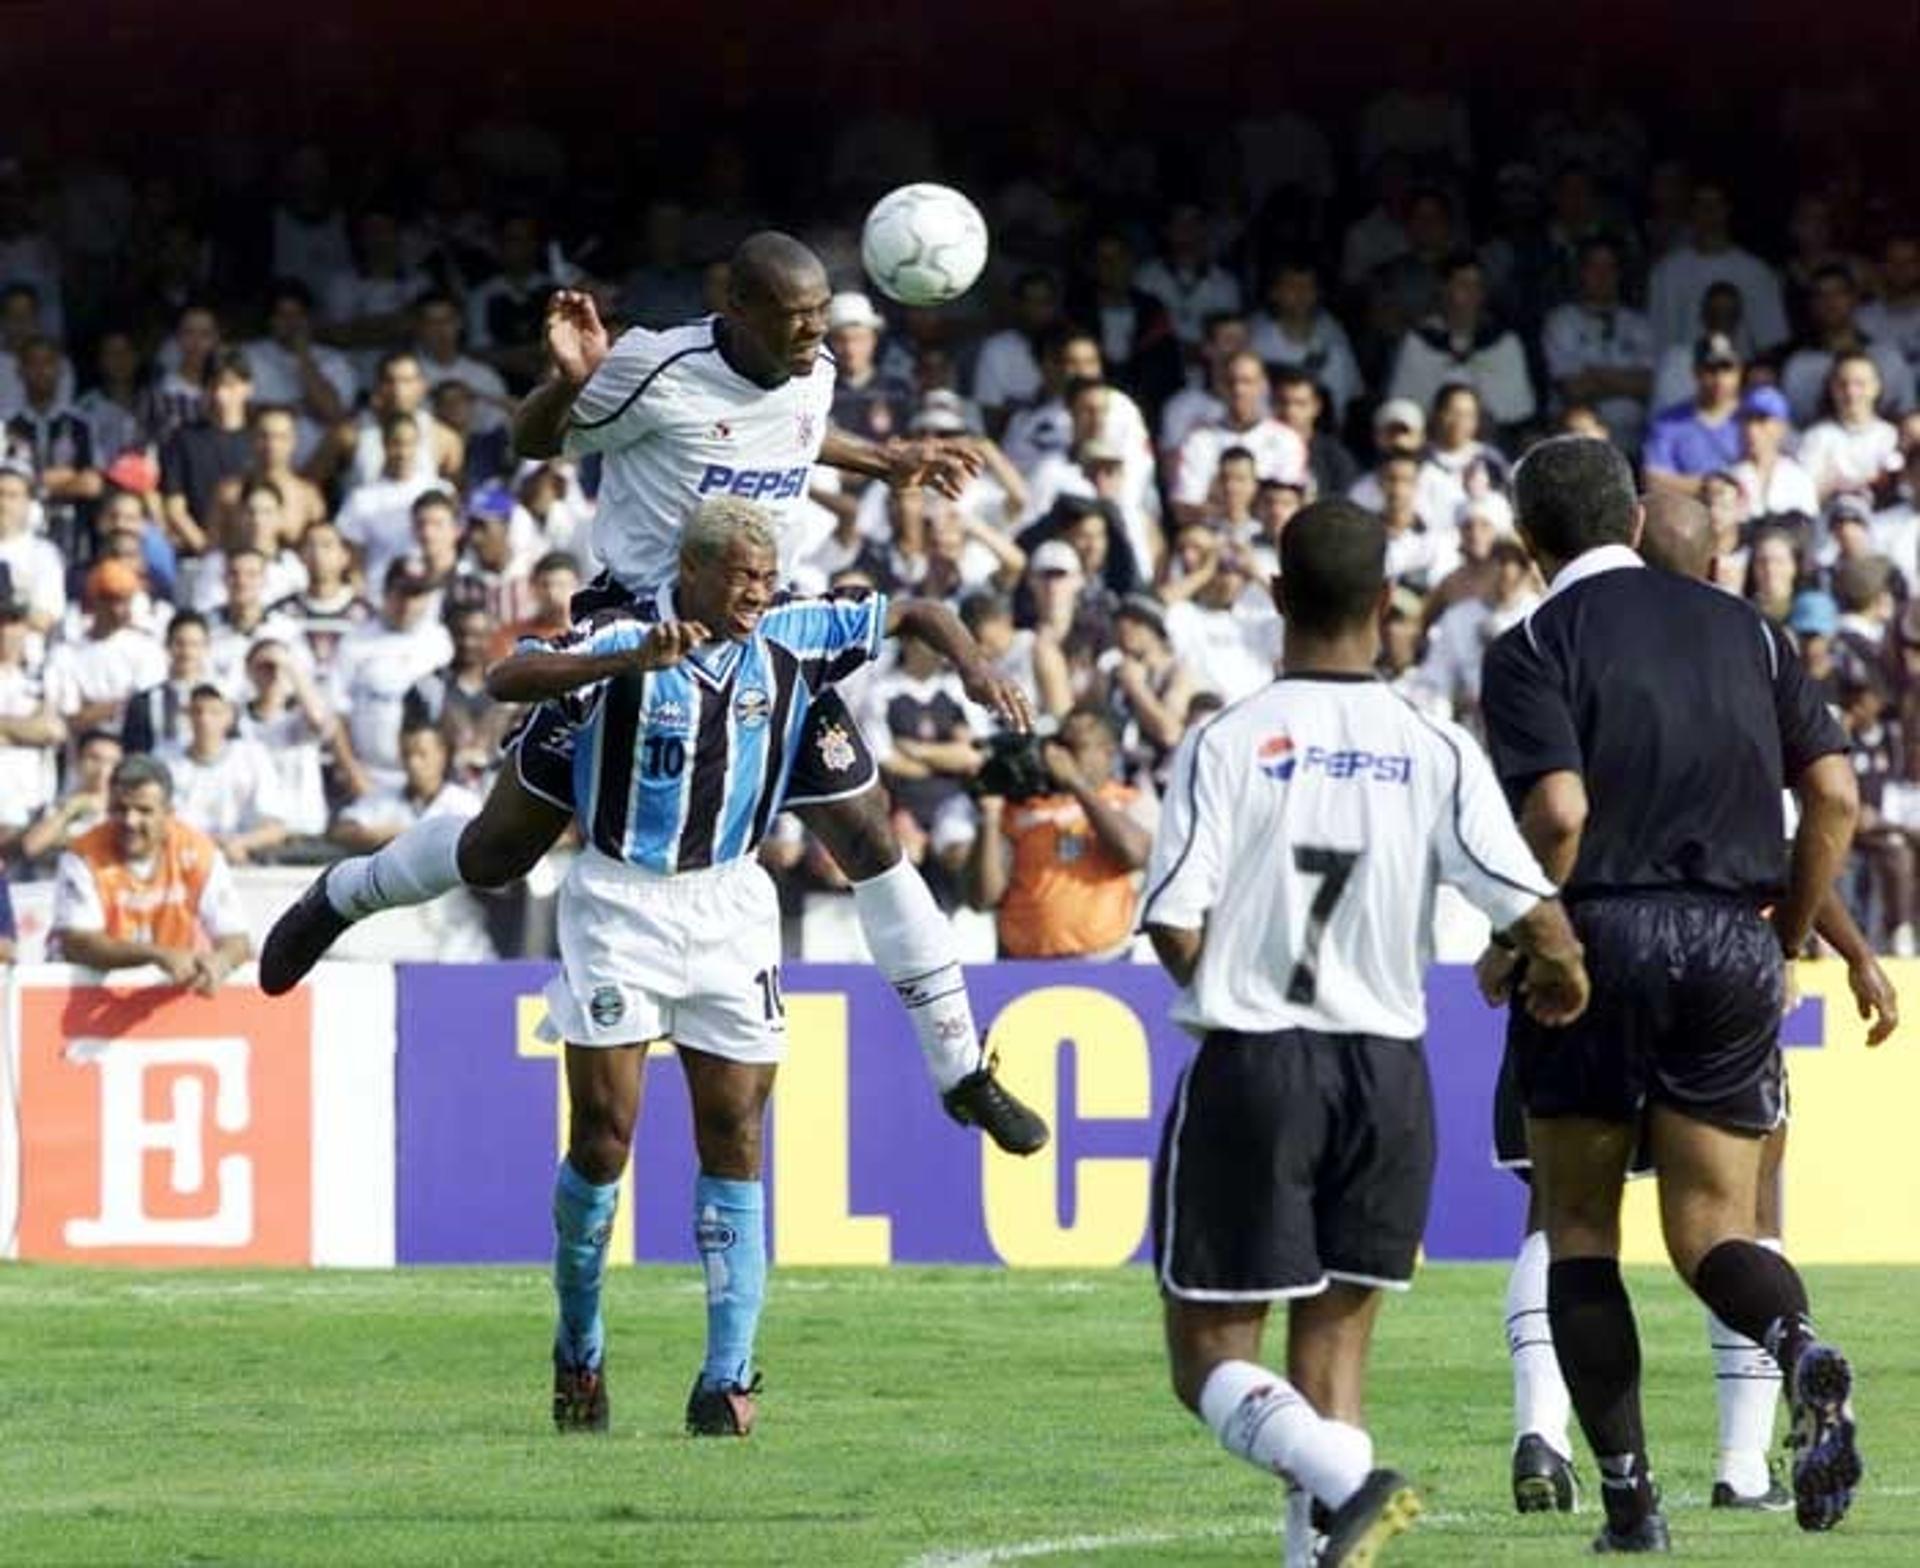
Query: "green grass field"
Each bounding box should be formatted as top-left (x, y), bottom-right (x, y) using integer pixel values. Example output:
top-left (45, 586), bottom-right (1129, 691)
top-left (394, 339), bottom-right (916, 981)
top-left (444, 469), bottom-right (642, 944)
top-left (0, 1264), bottom-right (1911, 1565)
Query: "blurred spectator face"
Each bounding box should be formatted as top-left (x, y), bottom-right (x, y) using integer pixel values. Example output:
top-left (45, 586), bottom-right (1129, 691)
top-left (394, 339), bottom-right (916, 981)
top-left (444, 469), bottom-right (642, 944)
top-left (1275, 379), bottom-right (1321, 438)
top-left (417, 299), bottom-right (463, 360)
top-left (1407, 192), bottom-right (1453, 256)
top-left (1830, 357), bottom-right (1881, 423)
top-left (1493, 544), bottom-right (1532, 600)
top-left (0, 612), bottom-right (26, 666)
top-left (467, 512), bottom-right (514, 571)
top-left (1558, 405), bottom-right (1610, 440)
top-left (1114, 612), bottom-right (1165, 662)
top-left (1701, 283), bottom-right (1743, 336)
top-left (520, 466), bottom-right (565, 516)
top-left (1218, 453), bottom-right (1258, 515)
top-left (1174, 522), bottom-right (1220, 576)
top-left (0, 470), bottom-right (31, 534)
top-left (1224, 354), bottom-right (1269, 424)
top-left (166, 617), bottom-right (209, 680)
top-left (1092, 235), bottom-right (1133, 294)
top-left (1701, 473), bottom-right (1745, 535)
top-left (379, 356), bottom-right (428, 414)
top-left (1751, 535), bottom-right (1797, 602)
top-left (383, 418), bottom-right (423, 478)
top-left (1694, 359), bottom-right (1741, 408)
top-left (1577, 245), bottom-right (1621, 306)
top-left (302, 523), bottom-right (349, 589)
top-left (1065, 511), bottom-right (1109, 576)
top-left (1809, 272), bottom-right (1858, 335)
top-left (1060, 335), bottom-right (1102, 382)
top-left (1790, 194), bottom-right (1834, 257)
top-left (1381, 611), bottom-right (1422, 674)
top-left (1690, 184), bottom-right (1732, 244)
top-left (96, 490), bottom-right (146, 537)
top-left (226, 551), bottom-right (267, 613)
top-left (239, 484), bottom-right (285, 552)
top-left (268, 292), bottom-right (313, 347)
top-left (1740, 408), bottom-right (1787, 461)
top-left (413, 500), bottom-right (460, 572)
top-left (188, 688), bottom-right (233, 753)
top-left (913, 345), bottom-right (958, 396)
top-left (431, 381), bottom-right (474, 433)
top-left (21, 341), bottom-right (61, 403)
top-left (1200, 547), bottom-right (1250, 607)
top-left (1884, 237), bottom-right (1920, 298)
top-left (176, 307), bottom-right (219, 369)
top-left (531, 561), bottom-right (581, 619)
top-left (449, 607), bottom-right (496, 669)
top-left (1031, 561), bottom-right (1083, 622)
top-left (209, 365), bottom-right (252, 424)
top-left (385, 582), bottom-right (430, 631)
top-left (1268, 267), bottom-right (1318, 322)
top-left (1060, 710), bottom-right (1118, 783)
top-left (246, 641), bottom-right (290, 697)
top-left (1201, 316), bottom-right (1251, 374)
top-left (829, 322), bottom-right (878, 378)
top-left (77, 734), bottom-right (124, 793)
top-left (1831, 513), bottom-right (1874, 561)
top-left (1014, 275), bottom-right (1059, 335)
top-left (0, 287), bottom-right (39, 349)
top-left (1433, 386), bottom-right (1481, 447)
top-left (401, 725), bottom-right (451, 798)
top-left (898, 633), bottom-right (943, 679)
top-left (1380, 459), bottom-right (1420, 522)
top-left (96, 331), bottom-right (139, 391)
top-left (1068, 383), bottom-right (1109, 444)
top-left (1255, 483), bottom-right (1303, 540)
top-left (92, 579), bottom-right (136, 633)
top-left (968, 604), bottom-right (1014, 659)
top-left (110, 774), bottom-right (170, 860)
top-left (1441, 264), bottom-right (1486, 324)
top-left (1459, 507), bottom-right (1498, 563)
top-left (252, 408), bottom-right (298, 471)
top-left (1087, 455), bottom-right (1126, 502)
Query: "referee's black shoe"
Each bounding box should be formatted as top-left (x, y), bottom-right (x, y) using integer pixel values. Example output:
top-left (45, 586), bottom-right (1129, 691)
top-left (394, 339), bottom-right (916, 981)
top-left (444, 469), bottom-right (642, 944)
top-left (1319, 1468), bottom-right (1422, 1567)
top-left (1512, 1432), bottom-right (1581, 1513)
top-left (1590, 1513), bottom-right (1671, 1553)
top-left (942, 1055), bottom-right (1049, 1155)
top-left (259, 870), bottom-right (352, 995)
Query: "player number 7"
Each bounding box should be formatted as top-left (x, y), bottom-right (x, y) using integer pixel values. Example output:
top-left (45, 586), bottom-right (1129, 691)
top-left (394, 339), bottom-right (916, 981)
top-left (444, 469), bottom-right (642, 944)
top-left (1287, 846), bottom-right (1360, 1006)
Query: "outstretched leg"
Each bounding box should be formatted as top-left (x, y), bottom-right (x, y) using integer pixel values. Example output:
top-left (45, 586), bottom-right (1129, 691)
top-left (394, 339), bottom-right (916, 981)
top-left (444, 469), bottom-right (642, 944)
top-left (796, 780), bottom-right (1048, 1155)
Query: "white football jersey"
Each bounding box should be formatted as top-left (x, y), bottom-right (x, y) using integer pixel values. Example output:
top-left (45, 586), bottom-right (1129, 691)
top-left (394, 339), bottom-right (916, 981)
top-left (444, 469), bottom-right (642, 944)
top-left (1143, 674), bottom-right (1553, 1040)
top-left (563, 318), bottom-right (838, 589)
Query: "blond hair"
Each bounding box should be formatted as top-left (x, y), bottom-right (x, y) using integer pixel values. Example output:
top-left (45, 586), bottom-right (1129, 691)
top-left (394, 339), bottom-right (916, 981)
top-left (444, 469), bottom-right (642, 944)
top-left (680, 496), bottom-right (778, 568)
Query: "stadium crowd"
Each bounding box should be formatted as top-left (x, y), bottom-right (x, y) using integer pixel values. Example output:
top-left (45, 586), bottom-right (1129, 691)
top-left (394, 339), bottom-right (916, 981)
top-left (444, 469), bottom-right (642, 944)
top-left (1, 88), bottom-right (1917, 959)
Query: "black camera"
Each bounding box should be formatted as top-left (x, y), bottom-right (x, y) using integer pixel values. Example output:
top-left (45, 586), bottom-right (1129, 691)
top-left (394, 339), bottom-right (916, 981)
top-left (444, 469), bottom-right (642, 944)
top-left (971, 731), bottom-right (1052, 802)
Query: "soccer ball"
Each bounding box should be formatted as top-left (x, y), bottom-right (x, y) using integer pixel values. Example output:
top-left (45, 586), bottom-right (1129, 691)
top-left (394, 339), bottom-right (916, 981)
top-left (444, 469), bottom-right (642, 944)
top-left (860, 184), bottom-right (989, 308)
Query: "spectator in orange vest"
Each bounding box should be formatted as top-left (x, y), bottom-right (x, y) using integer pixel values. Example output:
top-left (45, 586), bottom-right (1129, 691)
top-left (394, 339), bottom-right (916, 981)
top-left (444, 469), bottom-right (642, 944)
top-left (49, 753), bottom-right (252, 992)
top-left (965, 706), bottom-right (1158, 959)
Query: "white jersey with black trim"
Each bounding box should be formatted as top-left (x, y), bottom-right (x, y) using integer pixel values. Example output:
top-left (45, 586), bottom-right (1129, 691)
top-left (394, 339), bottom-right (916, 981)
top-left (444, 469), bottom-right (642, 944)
top-left (563, 317), bottom-right (837, 590)
top-left (1143, 673), bottom-right (1554, 1041)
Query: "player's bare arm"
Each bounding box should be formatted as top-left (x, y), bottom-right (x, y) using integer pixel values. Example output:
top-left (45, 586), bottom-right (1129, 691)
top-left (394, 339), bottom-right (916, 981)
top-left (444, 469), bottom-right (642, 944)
top-left (485, 623), bottom-right (712, 703)
top-left (1775, 753), bottom-right (1860, 955)
top-left (884, 598), bottom-right (1032, 732)
top-left (1145, 921), bottom-right (1204, 987)
top-left (1813, 888), bottom-right (1899, 1046)
top-left (512, 289), bottom-right (613, 459)
top-left (818, 428), bottom-right (984, 501)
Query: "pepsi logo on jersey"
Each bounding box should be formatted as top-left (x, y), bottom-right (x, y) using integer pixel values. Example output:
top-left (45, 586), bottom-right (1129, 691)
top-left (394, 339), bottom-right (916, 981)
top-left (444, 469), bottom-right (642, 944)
top-left (697, 463), bottom-right (811, 502)
top-left (1257, 732), bottom-right (1413, 785)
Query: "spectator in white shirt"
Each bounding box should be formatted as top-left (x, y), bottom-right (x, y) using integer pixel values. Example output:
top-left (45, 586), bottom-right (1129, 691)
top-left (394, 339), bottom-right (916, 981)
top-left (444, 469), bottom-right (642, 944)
top-left (1002, 328), bottom-right (1107, 476)
top-left (1386, 254), bottom-right (1536, 432)
top-left (204, 548), bottom-right (309, 698)
top-left (1134, 201), bottom-right (1242, 351)
top-left (1647, 179), bottom-right (1789, 352)
top-left (122, 609), bottom-right (211, 757)
top-left (321, 205), bottom-right (427, 372)
top-left (1371, 450), bottom-right (1457, 591)
top-left (972, 270), bottom-right (1061, 436)
top-left (1420, 383), bottom-right (1512, 522)
top-left (1541, 236), bottom-right (1655, 449)
top-left (0, 598), bottom-right (59, 853)
top-left (237, 636), bottom-right (335, 838)
top-left (336, 412), bottom-right (441, 590)
top-left (1157, 311), bottom-right (1249, 462)
top-left (162, 683), bottom-right (289, 864)
top-left (1798, 352), bottom-right (1903, 506)
top-left (242, 279), bottom-right (355, 464)
top-left (412, 290), bottom-right (512, 434)
top-left (1173, 353), bottom-right (1307, 525)
top-left (1340, 152), bottom-right (1417, 287)
top-left (1161, 534), bottom-right (1282, 703)
top-left (1249, 260), bottom-right (1364, 423)
top-left (1780, 264), bottom-right (1916, 424)
top-left (329, 561), bottom-right (455, 791)
top-left (1416, 537), bottom-right (1540, 728)
top-left (308, 350), bottom-right (462, 496)
top-left (1649, 281), bottom-right (1752, 413)
top-left (1729, 388), bottom-right (1819, 523)
top-left (1858, 231), bottom-right (1920, 374)
top-left (464, 213), bottom-right (557, 384)
top-left (44, 560), bottom-right (166, 738)
top-left (1346, 399), bottom-right (1461, 528)
top-left (1270, 367), bottom-right (1360, 499)
top-left (0, 458), bottom-right (64, 632)
top-left (189, 480), bottom-right (311, 614)
top-left (269, 146), bottom-right (353, 303)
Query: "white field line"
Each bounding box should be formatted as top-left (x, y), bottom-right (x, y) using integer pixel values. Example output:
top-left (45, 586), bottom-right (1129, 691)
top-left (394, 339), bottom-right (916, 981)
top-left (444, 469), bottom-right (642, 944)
top-left (903, 1512), bottom-right (1471, 1567)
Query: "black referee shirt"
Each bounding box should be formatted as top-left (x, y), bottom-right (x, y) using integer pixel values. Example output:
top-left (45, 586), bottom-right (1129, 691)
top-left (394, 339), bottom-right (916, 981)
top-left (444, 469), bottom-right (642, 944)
top-left (1481, 546), bottom-right (1847, 902)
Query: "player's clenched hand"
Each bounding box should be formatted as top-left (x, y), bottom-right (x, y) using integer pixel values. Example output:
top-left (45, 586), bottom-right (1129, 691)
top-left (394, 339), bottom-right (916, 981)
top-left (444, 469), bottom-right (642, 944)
top-left (545, 289), bottom-right (611, 388)
top-left (625, 622), bottom-right (710, 670)
top-left (887, 437), bottom-right (984, 500)
top-left (961, 664), bottom-right (1034, 733)
top-left (1848, 953), bottom-right (1899, 1047)
top-left (1518, 950), bottom-right (1590, 1028)
top-left (1474, 943), bottom-right (1520, 1006)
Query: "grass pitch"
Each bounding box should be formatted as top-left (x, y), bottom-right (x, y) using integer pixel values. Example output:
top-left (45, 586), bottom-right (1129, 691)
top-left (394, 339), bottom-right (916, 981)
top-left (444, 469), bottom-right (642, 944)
top-left (0, 1264), bottom-right (1912, 1565)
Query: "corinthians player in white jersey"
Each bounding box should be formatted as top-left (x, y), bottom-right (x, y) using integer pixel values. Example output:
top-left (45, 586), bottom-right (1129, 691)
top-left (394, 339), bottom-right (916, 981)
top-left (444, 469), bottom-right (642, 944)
top-left (263, 232), bottom-right (1049, 1154)
top-left (1142, 498), bottom-right (1590, 1566)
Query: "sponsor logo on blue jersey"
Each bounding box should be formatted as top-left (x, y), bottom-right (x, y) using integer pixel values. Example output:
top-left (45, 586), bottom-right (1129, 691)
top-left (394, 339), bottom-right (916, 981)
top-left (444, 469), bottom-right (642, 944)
top-left (733, 686), bottom-right (771, 729)
top-left (1258, 731), bottom-right (1412, 784)
top-left (696, 463), bottom-right (810, 502)
top-left (647, 697), bottom-right (691, 735)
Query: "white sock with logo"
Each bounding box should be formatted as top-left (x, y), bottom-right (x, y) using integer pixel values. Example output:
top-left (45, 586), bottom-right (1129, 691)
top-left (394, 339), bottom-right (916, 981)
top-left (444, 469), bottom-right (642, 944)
top-left (1198, 1360), bottom-right (1373, 1510)
top-left (850, 856), bottom-right (983, 1091)
top-left (1710, 1235), bottom-right (1785, 1496)
top-left (325, 812), bottom-right (472, 921)
top-left (1508, 1229), bottom-right (1574, 1456)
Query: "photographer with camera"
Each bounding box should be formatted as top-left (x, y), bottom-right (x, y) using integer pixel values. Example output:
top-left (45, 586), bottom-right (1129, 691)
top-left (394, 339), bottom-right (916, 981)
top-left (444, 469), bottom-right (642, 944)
top-left (965, 706), bottom-right (1157, 959)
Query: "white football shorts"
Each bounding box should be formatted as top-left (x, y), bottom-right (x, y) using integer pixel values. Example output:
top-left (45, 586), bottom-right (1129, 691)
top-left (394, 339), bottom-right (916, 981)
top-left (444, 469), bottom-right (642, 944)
top-left (544, 847), bottom-right (787, 1064)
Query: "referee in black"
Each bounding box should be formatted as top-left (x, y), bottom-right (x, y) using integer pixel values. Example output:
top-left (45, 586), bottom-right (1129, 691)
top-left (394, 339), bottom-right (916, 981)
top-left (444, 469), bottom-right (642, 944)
top-left (1478, 437), bottom-right (1864, 1550)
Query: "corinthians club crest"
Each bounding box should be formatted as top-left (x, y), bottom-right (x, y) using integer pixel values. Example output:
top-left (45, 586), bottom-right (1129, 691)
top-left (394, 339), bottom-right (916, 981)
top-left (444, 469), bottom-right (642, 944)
top-left (815, 721), bottom-right (856, 773)
top-left (796, 409), bottom-right (818, 452)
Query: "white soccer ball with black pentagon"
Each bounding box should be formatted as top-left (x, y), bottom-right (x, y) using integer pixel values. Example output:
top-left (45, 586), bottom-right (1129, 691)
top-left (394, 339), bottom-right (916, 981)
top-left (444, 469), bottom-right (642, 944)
top-left (861, 184), bottom-right (989, 308)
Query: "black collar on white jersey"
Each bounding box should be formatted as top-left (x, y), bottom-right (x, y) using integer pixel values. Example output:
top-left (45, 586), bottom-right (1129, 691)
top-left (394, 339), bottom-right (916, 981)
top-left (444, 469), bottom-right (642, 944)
top-left (1276, 671), bottom-right (1379, 683)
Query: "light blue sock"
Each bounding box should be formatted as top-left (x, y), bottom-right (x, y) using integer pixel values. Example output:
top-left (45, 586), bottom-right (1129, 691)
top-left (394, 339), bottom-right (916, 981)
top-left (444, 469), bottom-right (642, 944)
top-left (552, 1159), bottom-right (619, 1369)
top-left (695, 1174), bottom-right (766, 1391)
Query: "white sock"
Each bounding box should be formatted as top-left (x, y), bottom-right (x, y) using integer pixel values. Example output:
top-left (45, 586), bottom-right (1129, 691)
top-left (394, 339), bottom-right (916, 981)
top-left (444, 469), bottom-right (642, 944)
top-left (1283, 1482), bottom-right (1320, 1568)
top-left (850, 856), bottom-right (983, 1091)
top-left (1198, 1360), bottom-right (1373, 1510)
top-left (1710, 1235), bottom-right (1784, 1495)
top-left (1507, 1229), bottom-right (1573, 1457)
top-left (325, 812), bottom-right (471, 921)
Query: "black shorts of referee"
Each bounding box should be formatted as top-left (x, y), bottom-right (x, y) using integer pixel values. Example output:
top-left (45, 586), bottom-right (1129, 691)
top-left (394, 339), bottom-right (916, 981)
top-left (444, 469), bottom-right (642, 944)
top-left (1507, 889), bottom-right (1787, 1136)
top-left (1154, 1029), bottom-right (1435, 1299)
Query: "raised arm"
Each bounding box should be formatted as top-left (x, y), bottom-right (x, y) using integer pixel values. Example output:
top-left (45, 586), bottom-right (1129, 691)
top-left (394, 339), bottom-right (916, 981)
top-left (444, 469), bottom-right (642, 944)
top-left (485, 621), bottom-right (708, 703)
top-left (884, 597), bottom-right (1032, 733)
top-left (512, 290), bottom-right (611, 460)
